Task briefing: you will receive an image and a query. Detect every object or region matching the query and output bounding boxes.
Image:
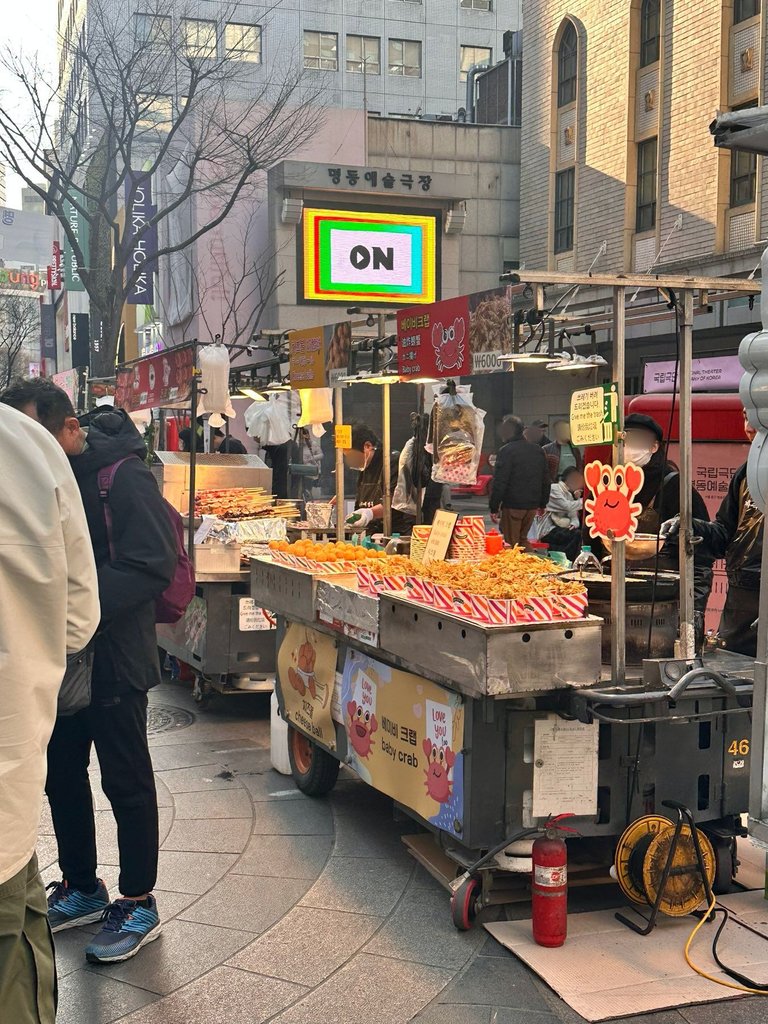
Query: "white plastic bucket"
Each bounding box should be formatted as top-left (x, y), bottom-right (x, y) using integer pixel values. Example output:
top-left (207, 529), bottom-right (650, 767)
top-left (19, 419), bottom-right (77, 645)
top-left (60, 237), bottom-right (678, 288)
top-left (270, 690), bottom-right (291, 775)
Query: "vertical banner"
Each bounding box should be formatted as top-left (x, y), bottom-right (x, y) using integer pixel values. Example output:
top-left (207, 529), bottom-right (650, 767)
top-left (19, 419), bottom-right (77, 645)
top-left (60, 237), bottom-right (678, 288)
top-left (40, 303), bottom-right (57, 370)
top-left (63, 189), bottom-right (89, 292)
top-left (70, 312), bottom-right (90, 371)
top-left (47, 241), bottom-right (62, 291)
top-left (125, 172), bottom-right (157, 304)
top-left (289, 325), bottom-right (327, 388)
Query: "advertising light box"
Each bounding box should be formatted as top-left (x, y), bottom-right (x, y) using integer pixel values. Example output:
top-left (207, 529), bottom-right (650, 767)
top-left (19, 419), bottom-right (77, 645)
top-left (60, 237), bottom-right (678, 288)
top-left (300, 207), bottom-right (439, 305)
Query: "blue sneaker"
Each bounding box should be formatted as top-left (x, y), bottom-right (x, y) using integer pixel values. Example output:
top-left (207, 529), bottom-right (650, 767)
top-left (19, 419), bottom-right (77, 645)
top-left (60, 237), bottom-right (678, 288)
top-left (85, 896), bottom-right (161, 964)
top-left (46, 880), bottom-right (110, 933)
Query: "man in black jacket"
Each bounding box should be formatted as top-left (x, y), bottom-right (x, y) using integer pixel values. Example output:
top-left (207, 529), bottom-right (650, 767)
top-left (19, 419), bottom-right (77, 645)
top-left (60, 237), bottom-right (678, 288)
top-left (490, 415), bottom-right (552, 548)
top-left (1, 380), bottom-right (176, 964)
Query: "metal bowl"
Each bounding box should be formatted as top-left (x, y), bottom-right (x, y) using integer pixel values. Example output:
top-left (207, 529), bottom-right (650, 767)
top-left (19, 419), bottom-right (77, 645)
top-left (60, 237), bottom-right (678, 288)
top-left (603, 533), bottom-right (662, 561)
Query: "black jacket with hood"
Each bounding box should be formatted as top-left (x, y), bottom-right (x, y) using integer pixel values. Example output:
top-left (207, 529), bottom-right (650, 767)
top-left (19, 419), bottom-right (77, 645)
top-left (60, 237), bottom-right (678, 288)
top-left (71, 410), bottom-right (177, 699)
top-left (695, 463), bottom-right (763, 590)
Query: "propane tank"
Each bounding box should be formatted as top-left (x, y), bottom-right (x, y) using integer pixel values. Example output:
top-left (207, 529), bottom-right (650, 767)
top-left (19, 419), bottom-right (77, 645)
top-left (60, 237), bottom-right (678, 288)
top-left (531, 828), bottom-right (568, 947)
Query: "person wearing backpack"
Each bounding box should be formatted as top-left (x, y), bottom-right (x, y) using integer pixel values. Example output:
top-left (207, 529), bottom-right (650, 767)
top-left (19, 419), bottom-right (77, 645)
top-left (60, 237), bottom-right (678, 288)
top-left (1, 379), bottom-right (178, 964)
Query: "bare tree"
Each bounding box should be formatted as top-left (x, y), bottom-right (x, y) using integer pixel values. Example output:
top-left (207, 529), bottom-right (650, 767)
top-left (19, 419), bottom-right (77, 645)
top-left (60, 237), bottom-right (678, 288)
top-left (0, 294), bottom-right (40, 389)
top-left (0, 0), bottom-right (321, 375)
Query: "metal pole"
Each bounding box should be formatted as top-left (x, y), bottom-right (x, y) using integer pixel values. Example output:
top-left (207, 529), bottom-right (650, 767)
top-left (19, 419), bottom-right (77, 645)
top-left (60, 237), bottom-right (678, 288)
top-left (750, 532), bottom-right (768, 840)
top-left (676, 290), bottom-right (695, 659)
top-left (187, 368), bottom-right (198, 563)
top-left (611, 287), bottom-right (626, 685)
top-left (382, 380), bottom-right (392, 536)
top-left (335, 386), bottom-right (345, 542)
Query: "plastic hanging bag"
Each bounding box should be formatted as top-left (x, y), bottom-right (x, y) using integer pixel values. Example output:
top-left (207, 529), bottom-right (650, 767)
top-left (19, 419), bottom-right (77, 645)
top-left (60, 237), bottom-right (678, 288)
top-left (198, 344), bottom-right (235, 425)
top-left (430, 388), bottom-right (486, 486)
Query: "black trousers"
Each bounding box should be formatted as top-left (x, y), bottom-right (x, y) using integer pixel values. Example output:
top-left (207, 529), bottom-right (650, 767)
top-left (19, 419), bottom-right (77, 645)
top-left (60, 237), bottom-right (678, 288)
top-left (264, 442), bottom-right (290, 500)
top-left (720, 584), bottom-right (759, 658)
top-left (45, 689), bottom-right (158, 898)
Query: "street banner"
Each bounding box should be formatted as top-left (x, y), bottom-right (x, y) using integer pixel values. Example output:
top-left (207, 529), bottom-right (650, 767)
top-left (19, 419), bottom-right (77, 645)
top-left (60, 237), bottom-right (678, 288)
top-left (114, 344), bottom-right (195, 411)
top-left (643, 355), bottom-right (743, 394)
top-left (340, 648), bottom-right (464, 838)
top-left (63, 189), bottom-right (89, 292)
top-left (40, 303), bottom-right (56, 367)
top-left (278, 623), bottom-right (338, 750)
top-left (70, 312), bottom-right (90, 371)
top-left (288, 320), bottom-right (351, 388)
top-left (125, 172), bottom-right (157, 304)
top-left (48, 241), bottom-right (62, 290)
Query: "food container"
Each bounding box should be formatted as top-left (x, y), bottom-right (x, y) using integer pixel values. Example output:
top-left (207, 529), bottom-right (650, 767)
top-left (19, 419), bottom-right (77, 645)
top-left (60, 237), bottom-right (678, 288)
top-left (195, 542), bottom-right (242, 574)
top-left (410, 525), bottom-right (431, 564)
top-left (603, 533), bottom-right (662, 562)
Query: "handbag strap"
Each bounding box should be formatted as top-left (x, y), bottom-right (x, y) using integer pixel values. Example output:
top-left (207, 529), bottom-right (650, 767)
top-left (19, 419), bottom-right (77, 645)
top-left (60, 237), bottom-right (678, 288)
top-left (97, 457), bottom-right (136, 561)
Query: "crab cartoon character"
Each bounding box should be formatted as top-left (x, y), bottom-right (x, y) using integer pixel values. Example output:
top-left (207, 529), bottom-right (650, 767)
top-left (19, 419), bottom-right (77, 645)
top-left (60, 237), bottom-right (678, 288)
top-left (431, 317), bottom-right (466, 373)
top-left (584, 460), bottom-right (645, 542)
top-left (347, 700), bottom-right (378, 759)
top-left (423, 738), bottom-right (456, 804)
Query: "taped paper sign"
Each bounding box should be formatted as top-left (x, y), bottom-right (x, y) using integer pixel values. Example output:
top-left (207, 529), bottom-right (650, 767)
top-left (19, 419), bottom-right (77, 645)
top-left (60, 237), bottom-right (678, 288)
top-left (532, 716), bottom-right (599, 818)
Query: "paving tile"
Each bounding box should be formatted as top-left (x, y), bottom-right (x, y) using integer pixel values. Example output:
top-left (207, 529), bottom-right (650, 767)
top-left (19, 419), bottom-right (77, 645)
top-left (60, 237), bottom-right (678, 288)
top-left (53, 927), bottom-right (98, 978)
top-left (270, 952), bottom-right (452, 1024)
top-left (154, 851), bottom-right (238, 894)
top-left (154, 777), bottom-right (174, 808)
top-left (149, 722), bottom-right (262, 747)
top-left (613, 1015), bottom-right (686, 1024)
top-left (117, 965), bottom-right (305, 1024)
top-left (155, 763), bottom-right (246, 794)
top-left (364, 886), bottom-right (483, 969)
top-left (163, 818), bottom-right (252, 854)
top-left (147, 741), bottom-right (263, 772)
top-left (158, 806), bottom-right (174, 845)
top-left (232, 834), bottom-right (333, 879)
top-left (56, 970), bottom-right (157, 1024)
top-left (437, 956), bottom-right (551, 1011)
top-left (178, 873), bottom-right (311, 932)
top-left (477, 934), bottom-right (515, 959)
top-left (85, 919), bottom-right (253, 996)
top-left (679, 1002), bottom-right (766, 1024)
top-left (152, 889), bottom-right (199, 920)
top-left (35, 833), bottom-right (60, 871)
top-left (300, 856), bottom-right (412, 917)
top-left (489, 1012), bottom-right (561, 1024)
top-left (413, 1006), bottom-right (492, 1024)
top-left (251, 798), bottom-right (334, 835)
top-left (171, 788), bottom-right (253, 820)
top-left (228, 906), bottom-right (381, 986)
top-left (235, 767), bottom-right (307, 801)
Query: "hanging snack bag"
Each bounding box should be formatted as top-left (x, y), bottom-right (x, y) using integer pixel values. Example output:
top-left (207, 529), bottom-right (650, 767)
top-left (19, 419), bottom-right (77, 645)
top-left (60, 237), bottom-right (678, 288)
top-left (430, 386), bottom-right (486, 485)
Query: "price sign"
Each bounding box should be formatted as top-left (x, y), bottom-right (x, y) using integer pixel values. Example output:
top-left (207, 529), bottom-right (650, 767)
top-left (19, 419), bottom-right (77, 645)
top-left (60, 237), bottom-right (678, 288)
top-left (335, 424), bottom-right (352, 449)
top-left (570, 382), bottom-right (619, 446)
top-left (422, 510), bottom-right (458, 564)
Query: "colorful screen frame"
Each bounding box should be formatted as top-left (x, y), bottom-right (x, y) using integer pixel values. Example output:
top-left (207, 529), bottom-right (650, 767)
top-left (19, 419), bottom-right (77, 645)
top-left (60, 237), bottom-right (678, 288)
top-left (300, 207), bottom-right (439, 305)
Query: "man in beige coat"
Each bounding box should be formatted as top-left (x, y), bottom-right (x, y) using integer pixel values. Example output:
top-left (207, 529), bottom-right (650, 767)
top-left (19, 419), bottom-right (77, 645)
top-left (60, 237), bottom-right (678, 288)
top-left (0, 403), bottom-right (99, 1023)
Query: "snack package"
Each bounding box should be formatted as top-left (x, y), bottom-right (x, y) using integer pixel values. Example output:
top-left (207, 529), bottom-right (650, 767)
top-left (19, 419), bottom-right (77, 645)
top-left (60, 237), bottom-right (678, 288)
top-left (430, 387), bottom-right (486, 485)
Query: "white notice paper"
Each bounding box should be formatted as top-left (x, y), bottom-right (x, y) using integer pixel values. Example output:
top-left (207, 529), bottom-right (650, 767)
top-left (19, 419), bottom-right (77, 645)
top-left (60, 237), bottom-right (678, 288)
top-left (238, 599), bottom-right (276, 632)
top-left (532, 716), bottom-right (599, 819)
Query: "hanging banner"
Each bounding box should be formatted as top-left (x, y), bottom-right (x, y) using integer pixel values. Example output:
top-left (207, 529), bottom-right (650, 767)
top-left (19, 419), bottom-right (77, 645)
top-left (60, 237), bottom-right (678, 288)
top-left (288, 321), bottom-right (352, 388)
top-left (643, 356), bottom-right (743, 394)
top-left (125, 172), bottom-right (157, 304)
top-left (40, 303), bottom-right (56, 366)
top-left (70, 312), bottom-right (90, 371)
top-left (114, 344), bottom-right (195, 412)
top-left (340, 649), bottom-right (464, 838)
top-left (48, 241), bottom-right (62, 290)
top-left (63, 189), bottom-right (89, 292)
top-left (397, 286), bottom-right (514, 378)
top-left (278, 622), bottom-right (338, 749)
top-left (584, 461), bottom-right (645, 542)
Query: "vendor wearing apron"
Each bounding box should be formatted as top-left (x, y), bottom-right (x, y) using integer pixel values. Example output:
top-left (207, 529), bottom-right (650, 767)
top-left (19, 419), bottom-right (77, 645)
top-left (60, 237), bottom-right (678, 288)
top-left (343, 422), bottom-right (412, 536)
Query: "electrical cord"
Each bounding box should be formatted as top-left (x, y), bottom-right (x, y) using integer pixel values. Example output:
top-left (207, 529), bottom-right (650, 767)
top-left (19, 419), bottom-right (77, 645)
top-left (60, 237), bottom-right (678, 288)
top-left (685, 893), bottom-right (768, 994)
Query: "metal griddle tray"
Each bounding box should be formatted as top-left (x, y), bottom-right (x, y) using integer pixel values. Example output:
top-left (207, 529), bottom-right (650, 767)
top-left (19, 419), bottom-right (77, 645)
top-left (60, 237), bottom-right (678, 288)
top-left (378, 594), bottom-right (604, 698)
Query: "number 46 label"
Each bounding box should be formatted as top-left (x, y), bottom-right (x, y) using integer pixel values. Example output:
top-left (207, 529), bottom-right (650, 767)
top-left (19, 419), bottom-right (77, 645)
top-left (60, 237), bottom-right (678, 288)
top-left (728, 739), bottom-right (750, 756)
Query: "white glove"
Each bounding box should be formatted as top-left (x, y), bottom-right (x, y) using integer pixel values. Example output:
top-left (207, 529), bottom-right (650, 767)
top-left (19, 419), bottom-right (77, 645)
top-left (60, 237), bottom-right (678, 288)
top-left (660, 515), bottom-right (680, 539)
top-left (345, 507), bottom-right (374, 529)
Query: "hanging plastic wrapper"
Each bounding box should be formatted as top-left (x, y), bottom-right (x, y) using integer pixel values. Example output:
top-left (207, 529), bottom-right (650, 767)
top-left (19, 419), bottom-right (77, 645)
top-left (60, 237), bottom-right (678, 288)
top-left (244, 395), bottom-right (292, 446)
top-left (198, 344), bottom-right (235, 427)
top-left (297, 388), bottom-right (332, 438)
top-left (430, 385), bottom-right (485, 486)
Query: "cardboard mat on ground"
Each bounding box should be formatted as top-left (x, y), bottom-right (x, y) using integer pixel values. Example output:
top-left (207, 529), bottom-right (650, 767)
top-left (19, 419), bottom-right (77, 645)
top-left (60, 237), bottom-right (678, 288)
top-left (485, 890), bottom-right (768, 1022)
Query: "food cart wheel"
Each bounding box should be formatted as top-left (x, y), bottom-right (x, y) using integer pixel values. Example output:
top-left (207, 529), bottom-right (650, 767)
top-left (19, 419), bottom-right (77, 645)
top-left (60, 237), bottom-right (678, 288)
top-left (288, 727), bottom-right (339, 796)
top-left (450, 876), bottom-right (481, 931)
top-left (192, 674), bottom-right (211, 706)
top-left (711, 836), bottom-right (737, 894)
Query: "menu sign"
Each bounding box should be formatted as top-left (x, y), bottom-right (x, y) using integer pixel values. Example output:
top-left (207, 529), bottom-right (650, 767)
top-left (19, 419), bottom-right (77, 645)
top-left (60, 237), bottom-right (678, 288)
top-left (114, 344), bottom-right (195, 412)
top-left (422, 510), bottom-right (458, 563)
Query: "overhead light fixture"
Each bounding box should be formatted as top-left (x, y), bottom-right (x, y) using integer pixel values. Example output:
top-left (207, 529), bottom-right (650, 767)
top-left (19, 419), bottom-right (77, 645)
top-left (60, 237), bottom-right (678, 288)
top-left (333, 371), bottom-right (402, 385)
top-left (237, 387), bottom-right (267, 401)
top-left (546, 352), bottom-right (608, 372)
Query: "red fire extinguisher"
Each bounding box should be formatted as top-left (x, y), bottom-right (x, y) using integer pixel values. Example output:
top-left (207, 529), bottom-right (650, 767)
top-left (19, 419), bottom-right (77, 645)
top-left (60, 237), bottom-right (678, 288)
top-left (531, 815), bottom-right (575, 948)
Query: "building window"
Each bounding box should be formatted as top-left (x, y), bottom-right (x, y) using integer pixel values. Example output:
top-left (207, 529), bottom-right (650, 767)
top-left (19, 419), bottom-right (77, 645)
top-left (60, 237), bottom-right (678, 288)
top-left (304, 31), bottom-right (338, 71)
top-left (225, 24), bottom-right (262, 63)
top-left (731, 150), bottom-right (758, 207)
top-left (135, 14), bottom-right (171, 46)
top-left (388, 39), bottom-right (422, 77)
top-left (182, 19), bottom-right (217, 60)
top-left (461, 0), bottom-right (492, 9)
top-left (640, 0), bottom-right (660, 67)
top-left (734, 0), bottom-right (760, 24)
top-left (636, 137), bottom-right (657, 232)
top-left (137, 94), bottom-right (173, 130)
top-left (460, 45), bottom-right (492, 82)
top-left (557, 22), bottom-right (578, 108)
top-left (554, 167), bottom-right (575, 253)
top-left (347, 35), bottom-right (381, 74)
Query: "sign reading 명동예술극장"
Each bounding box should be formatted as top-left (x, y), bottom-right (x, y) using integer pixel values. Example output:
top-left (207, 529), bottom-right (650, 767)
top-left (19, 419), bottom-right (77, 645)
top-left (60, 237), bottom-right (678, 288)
top-left (300, 207), bottom-right (439, 305)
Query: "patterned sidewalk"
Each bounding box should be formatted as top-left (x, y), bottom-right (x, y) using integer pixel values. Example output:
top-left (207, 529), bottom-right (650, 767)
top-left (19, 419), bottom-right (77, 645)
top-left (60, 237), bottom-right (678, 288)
top-left (42, 682), bottom-right (765, 1024)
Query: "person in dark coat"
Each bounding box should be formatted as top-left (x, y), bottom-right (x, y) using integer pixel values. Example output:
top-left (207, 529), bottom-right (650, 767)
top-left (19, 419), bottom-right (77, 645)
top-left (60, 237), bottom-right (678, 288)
top-left (1, 379), bottom-right (177, 965)
top-left (342, 421), bottom-right (408, 535)
top-left (543, 419), bottom-right (584, 483)
top-left (179, 419), bottom-right (248, 454)
top-left (489, 415), bottom-right (552, 548)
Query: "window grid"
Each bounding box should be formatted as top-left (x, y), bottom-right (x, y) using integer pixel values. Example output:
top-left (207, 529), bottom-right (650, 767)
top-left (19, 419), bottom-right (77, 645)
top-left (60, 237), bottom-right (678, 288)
top-left (734, 0), bottom-right (761, 24)
top-left (636, 137), bottom-right (657, 232)
top-left (304, 31), bottom-right (338, 71)
top-left (135, 14), bottom-right (171, 46)
top-left (461, 0), bottom-right (492, 10)
top-left (347, 35), bottom-right (381, 75)
top-left (554, 167), bottom-right (575, 254)
top-left (557, 23), bottom-right (577, 108)
top-left (640, 0), bottom-right (660, 68)
top-left (182, 19), bottom-right (218, 60)
top-left (731, 150), bottom-right (758, 207)
top-left (225, 24), bottom-right (261, 63)
top-left (460, 45), bottom-right (492, 82)
top-left (388, 38), bottom-right (422, 77)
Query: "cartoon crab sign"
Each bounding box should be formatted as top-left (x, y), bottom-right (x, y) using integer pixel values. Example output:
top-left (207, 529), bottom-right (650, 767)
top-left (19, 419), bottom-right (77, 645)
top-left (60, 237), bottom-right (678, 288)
top-left (432, 317), bottom-right (466, 374)
top-left (584, 460), bottom-right (645, 542)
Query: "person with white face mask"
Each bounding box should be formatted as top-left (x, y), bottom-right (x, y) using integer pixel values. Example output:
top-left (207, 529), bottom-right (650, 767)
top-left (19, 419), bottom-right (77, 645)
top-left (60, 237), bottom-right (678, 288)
top-left (342, 421), bottom-right (411, 535)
